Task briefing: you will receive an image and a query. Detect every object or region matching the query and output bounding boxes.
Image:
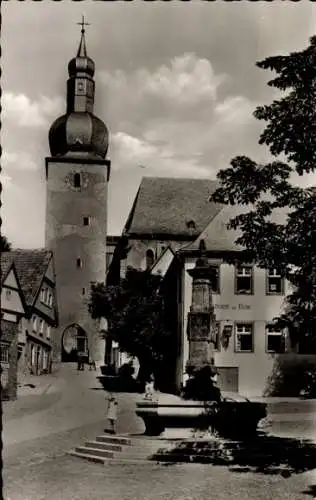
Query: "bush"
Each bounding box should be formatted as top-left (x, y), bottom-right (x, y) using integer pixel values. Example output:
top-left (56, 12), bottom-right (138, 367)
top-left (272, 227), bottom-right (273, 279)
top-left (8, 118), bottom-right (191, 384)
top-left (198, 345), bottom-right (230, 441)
top-left (264, 354), bottom-right (316, 397)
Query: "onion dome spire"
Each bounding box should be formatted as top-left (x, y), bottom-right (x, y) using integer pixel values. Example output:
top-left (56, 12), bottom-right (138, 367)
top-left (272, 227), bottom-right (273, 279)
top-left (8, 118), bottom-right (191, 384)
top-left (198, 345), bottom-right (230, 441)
top-left (48, 17), bottom-right (109, 159)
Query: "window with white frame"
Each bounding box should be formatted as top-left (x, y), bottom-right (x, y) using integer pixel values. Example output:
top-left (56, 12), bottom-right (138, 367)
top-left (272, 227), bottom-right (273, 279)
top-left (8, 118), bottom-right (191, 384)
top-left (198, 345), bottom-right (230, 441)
top-left (46, 325), bottom-right (51, 340)
top-left (266, 324), bottom-right (285, 353)
top-left (235, 323), bottom-right (254, 352)
top-left (40, 289), bottom-right (45, 303)
top-left (39, 319), bottom-right (44, 335)
top-left (266, 269), bottom-right (284, 295)
top-left (0, 342), bottom-right (9, 363)
top-left (235, 266), bottom-right (253, 295)
top-left (32, 315), bottom-right (37, 332)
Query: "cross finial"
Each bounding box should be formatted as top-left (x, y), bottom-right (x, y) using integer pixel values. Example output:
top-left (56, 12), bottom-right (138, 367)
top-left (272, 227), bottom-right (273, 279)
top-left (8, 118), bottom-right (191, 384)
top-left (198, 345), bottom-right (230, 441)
top-left (77, 15), bottom-right (90, 34)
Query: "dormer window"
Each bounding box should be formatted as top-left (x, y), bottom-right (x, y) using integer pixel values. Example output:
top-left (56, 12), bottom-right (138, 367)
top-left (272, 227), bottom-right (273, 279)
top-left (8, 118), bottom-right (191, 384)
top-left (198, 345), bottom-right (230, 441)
top-left (186, 220), bottom-right (196, 230)
top-left (74, 173), bottom-right (81, 188)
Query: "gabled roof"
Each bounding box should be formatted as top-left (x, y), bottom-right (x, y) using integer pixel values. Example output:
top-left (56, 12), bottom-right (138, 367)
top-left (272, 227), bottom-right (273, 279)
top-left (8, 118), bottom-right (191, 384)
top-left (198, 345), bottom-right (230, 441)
top-left (3, 249), bottom-right (53, 306)
top-left (185, 202), bottom-right (289, 253)
top-left (124, 177), bottom-right (222, 238)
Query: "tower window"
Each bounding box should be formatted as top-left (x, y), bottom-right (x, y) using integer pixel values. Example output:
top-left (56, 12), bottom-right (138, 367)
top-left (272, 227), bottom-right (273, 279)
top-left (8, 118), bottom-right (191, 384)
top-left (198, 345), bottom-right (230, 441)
top-left (83, 216), bottom-right (90, 226)
top-left (76, 258), bottom-right (82, 268)
top-left (74, 173), bottom-right (81, 188)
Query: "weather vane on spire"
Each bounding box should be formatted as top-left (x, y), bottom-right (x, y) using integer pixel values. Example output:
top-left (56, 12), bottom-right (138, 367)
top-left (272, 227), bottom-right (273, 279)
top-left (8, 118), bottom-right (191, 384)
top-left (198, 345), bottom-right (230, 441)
top-left (77, 15), bottom-right (90, 34)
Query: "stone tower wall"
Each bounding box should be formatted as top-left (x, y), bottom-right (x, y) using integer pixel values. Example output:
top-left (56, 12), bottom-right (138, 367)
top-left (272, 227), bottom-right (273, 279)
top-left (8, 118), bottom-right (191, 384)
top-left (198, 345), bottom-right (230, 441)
top-left (45, 158), bottom-right (110, 361)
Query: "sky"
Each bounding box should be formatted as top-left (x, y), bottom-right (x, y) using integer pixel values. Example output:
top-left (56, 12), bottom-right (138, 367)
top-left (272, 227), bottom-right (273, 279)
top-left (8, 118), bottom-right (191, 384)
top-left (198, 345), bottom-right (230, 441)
top-left (2, 1), bottom-right (316, 249)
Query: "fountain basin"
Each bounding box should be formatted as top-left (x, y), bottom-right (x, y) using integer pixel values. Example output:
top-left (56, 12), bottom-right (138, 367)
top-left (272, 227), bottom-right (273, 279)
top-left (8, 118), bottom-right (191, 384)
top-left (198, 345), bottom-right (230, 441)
top-left (136, 394), bottom-right (267, 438)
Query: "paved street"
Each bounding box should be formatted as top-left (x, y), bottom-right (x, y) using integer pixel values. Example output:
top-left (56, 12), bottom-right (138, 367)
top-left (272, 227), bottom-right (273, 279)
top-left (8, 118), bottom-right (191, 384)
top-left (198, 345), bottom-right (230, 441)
top-left (3, 364), bottom-right (316, 500)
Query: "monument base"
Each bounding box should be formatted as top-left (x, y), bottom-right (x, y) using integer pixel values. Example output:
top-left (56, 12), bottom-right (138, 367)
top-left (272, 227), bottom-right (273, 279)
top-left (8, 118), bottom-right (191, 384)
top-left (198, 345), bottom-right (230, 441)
top-left (135, 393), bottom-right (267, 439)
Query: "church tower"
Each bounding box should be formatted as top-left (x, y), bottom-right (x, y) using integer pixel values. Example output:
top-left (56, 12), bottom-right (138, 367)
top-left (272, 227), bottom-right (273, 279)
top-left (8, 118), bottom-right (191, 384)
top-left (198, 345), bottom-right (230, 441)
top-left (45, 20), bottom-right (110, 363)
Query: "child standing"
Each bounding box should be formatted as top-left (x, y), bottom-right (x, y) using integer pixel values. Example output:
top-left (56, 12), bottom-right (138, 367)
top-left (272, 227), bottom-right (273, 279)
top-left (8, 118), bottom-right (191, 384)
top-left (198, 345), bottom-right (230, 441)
top-left (105, 392), bottom-right (118, 434)
top-left (144, 375), bottom-right (155, 400)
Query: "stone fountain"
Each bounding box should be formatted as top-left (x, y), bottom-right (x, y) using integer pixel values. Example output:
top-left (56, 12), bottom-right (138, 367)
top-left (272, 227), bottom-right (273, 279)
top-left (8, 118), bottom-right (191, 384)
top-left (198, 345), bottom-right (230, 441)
top-left (136, 240), bottom-right (266, 439)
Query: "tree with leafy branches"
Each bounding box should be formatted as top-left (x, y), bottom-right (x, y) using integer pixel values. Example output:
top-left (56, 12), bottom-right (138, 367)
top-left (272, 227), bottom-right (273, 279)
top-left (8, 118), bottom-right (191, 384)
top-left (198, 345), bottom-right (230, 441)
top-left (89, 267), bottom-right (175, 389)
top-left (1, 235), bottom-right (11, 252)
top-left (210, 36), bottom-right (316, 353)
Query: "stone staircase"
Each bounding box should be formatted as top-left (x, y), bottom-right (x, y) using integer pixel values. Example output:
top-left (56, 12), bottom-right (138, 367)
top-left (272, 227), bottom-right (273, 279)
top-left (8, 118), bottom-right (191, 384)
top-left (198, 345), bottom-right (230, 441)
top-left (69, 433), bottom-right (167, 464)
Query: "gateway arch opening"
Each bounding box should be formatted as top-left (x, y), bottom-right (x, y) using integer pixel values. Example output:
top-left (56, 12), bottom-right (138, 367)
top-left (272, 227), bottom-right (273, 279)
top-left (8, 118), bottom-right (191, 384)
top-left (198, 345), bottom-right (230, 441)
top-left (62, 324), bottom-right (88, 362)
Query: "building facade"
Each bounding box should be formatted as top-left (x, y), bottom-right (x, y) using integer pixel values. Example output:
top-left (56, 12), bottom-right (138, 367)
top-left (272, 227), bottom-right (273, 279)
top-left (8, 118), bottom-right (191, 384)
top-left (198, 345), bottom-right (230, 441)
top-left (1, 256), bottom-right (26, 399)
top-left (45, 26), bottom-right (110, 364)
top-left (6, 250), bottom-right (58, 377)
top-left (181, 257), bottom-right (290, 396)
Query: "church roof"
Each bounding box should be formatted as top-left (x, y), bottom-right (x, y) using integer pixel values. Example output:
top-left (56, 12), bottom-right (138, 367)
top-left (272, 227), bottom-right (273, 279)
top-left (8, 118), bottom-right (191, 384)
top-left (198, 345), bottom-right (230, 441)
top-left (2, 250), bottom-right (53, 306)
top-left (124, 177), bottom-right (222, 238)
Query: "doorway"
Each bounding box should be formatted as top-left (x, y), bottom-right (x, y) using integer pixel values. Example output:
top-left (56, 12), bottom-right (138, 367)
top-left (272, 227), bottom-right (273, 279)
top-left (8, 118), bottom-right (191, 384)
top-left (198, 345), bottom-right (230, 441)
top-left (62, 324), bottom-right (88, 362)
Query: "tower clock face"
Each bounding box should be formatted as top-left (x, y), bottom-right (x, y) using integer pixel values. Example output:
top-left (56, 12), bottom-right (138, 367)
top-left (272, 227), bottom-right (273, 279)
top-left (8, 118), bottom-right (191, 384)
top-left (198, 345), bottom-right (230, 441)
top-left (76, 79), bottom-right (86, 95)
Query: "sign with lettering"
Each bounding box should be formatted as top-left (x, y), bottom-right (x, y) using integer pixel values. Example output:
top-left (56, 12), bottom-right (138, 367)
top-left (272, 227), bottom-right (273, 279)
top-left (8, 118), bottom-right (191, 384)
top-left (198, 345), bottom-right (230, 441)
top-left (214, 304), bottom-right (251, 310)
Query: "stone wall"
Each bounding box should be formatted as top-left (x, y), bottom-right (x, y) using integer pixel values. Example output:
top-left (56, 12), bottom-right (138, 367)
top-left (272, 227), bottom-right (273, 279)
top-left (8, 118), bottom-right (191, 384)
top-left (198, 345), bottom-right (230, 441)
top-left (45, 158), bottom-right (109, 361)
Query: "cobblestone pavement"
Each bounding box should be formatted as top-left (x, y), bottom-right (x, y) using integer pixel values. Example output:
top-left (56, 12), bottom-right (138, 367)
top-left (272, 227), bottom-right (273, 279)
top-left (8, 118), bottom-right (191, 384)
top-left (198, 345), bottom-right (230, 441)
top-left (4, 452), bottom-right (314, 500)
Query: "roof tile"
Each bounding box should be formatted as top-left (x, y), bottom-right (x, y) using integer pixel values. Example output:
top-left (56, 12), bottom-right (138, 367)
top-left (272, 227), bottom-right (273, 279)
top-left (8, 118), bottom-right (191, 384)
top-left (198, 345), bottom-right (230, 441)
top-left (2, 250), bottom-right (52, 306)
top-left (125, 177), bottom-right (222, 238)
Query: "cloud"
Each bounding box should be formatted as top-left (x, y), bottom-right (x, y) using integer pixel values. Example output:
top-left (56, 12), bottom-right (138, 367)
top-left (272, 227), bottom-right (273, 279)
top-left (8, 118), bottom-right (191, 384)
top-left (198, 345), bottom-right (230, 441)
top-left (2, 92), bottom-right (63, 128)
top-left (111, 131), bottom-right (211, 178)
top-left (2, 150), bottom-right (38, 172)
top-left (102, 53), bottom-right (258, 178)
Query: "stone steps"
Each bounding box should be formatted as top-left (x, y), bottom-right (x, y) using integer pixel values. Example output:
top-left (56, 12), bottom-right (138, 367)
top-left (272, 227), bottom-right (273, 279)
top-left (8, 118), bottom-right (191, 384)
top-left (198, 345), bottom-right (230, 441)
top-left (68, 450), bottom-right (108, 464)
top-left (69, 434), bottom-right (164, 464)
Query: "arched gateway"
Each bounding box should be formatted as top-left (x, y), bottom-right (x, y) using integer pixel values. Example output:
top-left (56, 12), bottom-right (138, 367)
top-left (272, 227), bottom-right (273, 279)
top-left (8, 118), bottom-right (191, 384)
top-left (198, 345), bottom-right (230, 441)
top-left (62, 324), bottom-right (88, 362)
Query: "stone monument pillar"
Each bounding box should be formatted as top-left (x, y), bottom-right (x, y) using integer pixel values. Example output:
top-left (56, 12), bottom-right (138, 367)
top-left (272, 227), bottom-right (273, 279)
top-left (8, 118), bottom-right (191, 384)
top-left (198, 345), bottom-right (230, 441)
top-left (186, 240), bottom-right (216, 373)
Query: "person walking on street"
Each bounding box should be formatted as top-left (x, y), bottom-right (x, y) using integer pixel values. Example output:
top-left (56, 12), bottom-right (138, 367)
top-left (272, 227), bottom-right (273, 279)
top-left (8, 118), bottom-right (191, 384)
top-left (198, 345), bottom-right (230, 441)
top-left (105, 392), bottom-right (118, 434)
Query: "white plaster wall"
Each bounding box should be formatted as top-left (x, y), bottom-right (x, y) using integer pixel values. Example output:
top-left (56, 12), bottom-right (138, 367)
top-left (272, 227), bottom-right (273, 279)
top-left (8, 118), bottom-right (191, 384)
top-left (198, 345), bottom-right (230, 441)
top-left (1, 283), bottom-right (24, 315)
top-left (182, 259), bottom-right (289, 396)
